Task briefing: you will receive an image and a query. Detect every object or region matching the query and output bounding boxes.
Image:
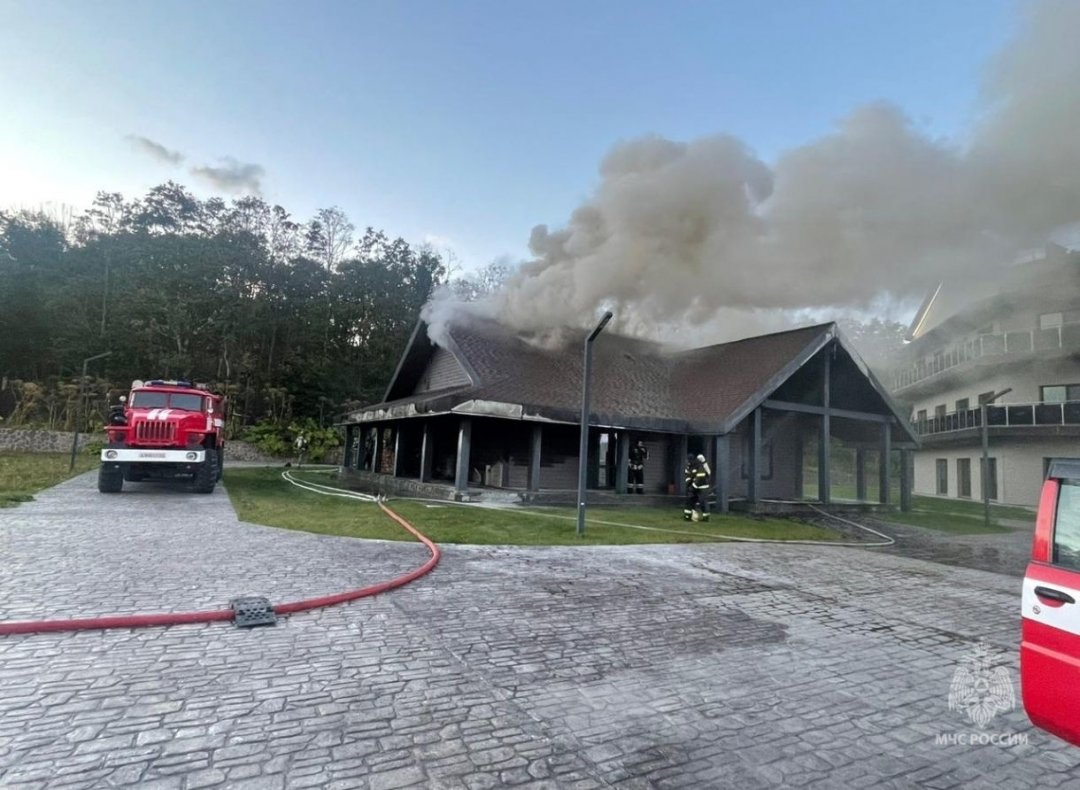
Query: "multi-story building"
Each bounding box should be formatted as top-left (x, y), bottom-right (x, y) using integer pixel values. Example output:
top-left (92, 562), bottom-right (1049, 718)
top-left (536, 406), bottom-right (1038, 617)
top-left (889, 244), bottom-right (1080, 507)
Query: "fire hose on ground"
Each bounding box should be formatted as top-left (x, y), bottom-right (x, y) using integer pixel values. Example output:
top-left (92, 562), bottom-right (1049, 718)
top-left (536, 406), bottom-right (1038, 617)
top-left (0, 472), bottom-right (440, 636)
top-left (0, 470), bottom-right (894, 636)
top-left (284, 471), bottom-right (895, 547)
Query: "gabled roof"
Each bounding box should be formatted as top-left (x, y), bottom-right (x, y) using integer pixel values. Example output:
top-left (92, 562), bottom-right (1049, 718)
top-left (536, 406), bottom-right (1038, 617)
top-left (350, 316), bottom-right (915, 440)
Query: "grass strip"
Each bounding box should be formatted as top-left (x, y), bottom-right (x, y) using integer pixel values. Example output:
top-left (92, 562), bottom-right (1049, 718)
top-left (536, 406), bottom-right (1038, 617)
top-left (225, 467), bottom-right (841, 545)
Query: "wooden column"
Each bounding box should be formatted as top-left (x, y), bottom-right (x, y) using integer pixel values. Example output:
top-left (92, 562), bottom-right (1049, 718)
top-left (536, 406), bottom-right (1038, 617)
top-left (392, 426), bottom-right (402, 477)
top-left (583, 430), bottom-right (600, 489)
top-left (899, 448), bottom-right (912, 512)
top-left (419, 422), bottom-right (433, 483)
top-left (793, 431), bottom-right (804, 500)
top-left (454, 418), bottom-right (472, 494)
top-left (674, 434), bottom-right (689, 495)
top-left (714, 434), bottom-right (730, 514)
top-left (371, 425), bottom-right (381, 474)
top-left (749, 408), bottom-right (761, 503)
top-left (855, 448), bottom-right (867, 501)
top-left (342, 425), bottom-right (356, 468)
top-left (615, 431), bottom-right (630, 494)
top-left (819, 351), bottom-right (831, 505)
top-left (528, 424), bottom-right (542, 492)
top-left (879, 423), bottom-right (892, 505)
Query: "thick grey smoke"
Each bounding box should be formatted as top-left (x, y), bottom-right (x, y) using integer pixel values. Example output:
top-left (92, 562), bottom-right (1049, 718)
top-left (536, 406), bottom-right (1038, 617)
top-left (425, 0), bottom-right (1080, 347)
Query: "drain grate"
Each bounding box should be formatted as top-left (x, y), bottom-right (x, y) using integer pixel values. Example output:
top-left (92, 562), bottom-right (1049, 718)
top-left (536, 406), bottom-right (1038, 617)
top-left (231, 596), bottom-right (277, 628)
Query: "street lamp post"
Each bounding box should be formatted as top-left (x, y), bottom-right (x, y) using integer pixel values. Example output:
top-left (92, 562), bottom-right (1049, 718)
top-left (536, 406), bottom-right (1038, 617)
top-left (576, 311), bottom-right (614, 537)
top-left (981, 387), bottom-right (1012, 528)
top-left (69, 351), bottom-right (112, 471)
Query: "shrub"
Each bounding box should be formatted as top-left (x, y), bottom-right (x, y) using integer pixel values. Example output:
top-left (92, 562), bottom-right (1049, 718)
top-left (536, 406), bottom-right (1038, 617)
top-left (241, 419), bottom-right (341, 460)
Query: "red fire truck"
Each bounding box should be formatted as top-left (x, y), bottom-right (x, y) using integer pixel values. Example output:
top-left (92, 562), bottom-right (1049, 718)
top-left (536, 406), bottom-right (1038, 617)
top-left (1021, 459), bottom-right (1080, 745)
top-left (98, 379), bottom-right (226, 494)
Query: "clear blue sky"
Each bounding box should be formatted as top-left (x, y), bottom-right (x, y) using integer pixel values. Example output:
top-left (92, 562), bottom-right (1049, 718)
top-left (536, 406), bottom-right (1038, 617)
top-left (0, 0), bottom-right (1016, 269)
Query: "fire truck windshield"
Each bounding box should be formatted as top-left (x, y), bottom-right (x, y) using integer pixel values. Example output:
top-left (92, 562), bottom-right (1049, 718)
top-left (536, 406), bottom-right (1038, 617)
top-left (169, 394), bottom-right (204, 411)
top-left (130, 392), bottom-right (205, 411)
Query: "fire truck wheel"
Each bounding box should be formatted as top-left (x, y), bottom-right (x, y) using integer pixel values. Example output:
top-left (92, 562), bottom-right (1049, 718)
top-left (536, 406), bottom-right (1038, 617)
top-left (193, 451), bottom-right (218, 494)
top-left (98, 465), bottom-right (123, 493)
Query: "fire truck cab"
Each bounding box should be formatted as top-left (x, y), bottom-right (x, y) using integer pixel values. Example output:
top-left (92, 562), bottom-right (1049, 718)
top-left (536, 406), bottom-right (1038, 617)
top-left (98, 379), bottom-right (226, 494)
top-left (1021, 459), bottom-right (1080, 746)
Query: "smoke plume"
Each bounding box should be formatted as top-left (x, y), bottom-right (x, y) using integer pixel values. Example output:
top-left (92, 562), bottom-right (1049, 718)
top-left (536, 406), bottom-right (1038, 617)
top-left (126, 135), bottom-right (184, 165)
top-left (190, 157), bottom-right (265, 195)
top-left (425, 0), bottom-right (1080, 347)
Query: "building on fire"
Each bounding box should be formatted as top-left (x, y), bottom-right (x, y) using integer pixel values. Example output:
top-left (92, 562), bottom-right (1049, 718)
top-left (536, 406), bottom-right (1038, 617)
top-left (339, 317), bottom-right (918, 512)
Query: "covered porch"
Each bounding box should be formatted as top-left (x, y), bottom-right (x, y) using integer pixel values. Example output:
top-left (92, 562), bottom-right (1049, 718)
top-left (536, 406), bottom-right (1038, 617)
top-left (338, 408), bottom-right (913, 513)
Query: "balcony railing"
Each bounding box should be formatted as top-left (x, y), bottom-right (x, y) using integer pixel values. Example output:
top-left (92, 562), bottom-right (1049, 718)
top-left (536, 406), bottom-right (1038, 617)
top-left (892, 324), bottom-right (1080, 391)
top-left (915, 400), bottom-right (1080, 436)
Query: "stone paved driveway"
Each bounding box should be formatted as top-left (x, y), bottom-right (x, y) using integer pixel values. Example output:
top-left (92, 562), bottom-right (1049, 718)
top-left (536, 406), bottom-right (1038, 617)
top-left (1, 472), bottom-right (1078, 789)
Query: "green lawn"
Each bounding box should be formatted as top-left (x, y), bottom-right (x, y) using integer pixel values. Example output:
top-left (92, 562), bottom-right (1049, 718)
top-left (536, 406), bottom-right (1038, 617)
top-left (908, 494), bottom-right (1034, 522)
top-left (871, 495), bottom-right (1029, 534)
top-left (224, 467), bottom-right (841, 546)
top-left (0, 451), bottom-right (99, 507)
top-left (801, 479), bottom-right (1029, 534)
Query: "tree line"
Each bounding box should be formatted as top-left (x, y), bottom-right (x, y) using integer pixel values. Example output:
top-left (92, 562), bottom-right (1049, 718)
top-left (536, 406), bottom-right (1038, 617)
top-left (0, 180), bottom-right (908, 435)
top-left (0, 182), bottom-right (445, 432)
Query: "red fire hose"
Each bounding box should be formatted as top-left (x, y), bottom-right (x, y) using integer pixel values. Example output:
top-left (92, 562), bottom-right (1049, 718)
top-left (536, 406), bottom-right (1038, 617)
top-left (0, 501), bottom-right (440, 636)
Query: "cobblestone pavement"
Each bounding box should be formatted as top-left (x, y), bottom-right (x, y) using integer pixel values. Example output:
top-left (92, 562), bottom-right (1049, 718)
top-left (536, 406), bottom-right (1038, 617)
top-left (1, 473), bottom-right (1077, 789)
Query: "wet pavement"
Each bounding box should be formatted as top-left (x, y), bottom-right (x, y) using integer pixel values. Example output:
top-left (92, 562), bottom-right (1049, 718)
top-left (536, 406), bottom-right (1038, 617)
top-left (0, 472), bottom-right (1074, 789)
top-left (865, 515), bottom-right (1034, 578)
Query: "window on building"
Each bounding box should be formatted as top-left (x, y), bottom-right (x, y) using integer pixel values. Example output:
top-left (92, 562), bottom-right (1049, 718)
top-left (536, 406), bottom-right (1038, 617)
top-left (1041, 384), bottom-right (1080, 403)
top-left (916, 409), bottom-right (927, 423)
top-left (936, 459), bottom-right (948, 495)
top-left (981, 457), bottom-right (999, 500)
top-left (1039, 312), bottom-right (1064, 330)
top-left (1053, 481), bottom-right (1080, 571)
top-left (934, 404), bottom-right (947, 419)
top-left (955, 398), bottom-right (970, 413)
top-left (957, 458), bottom-right (972, 498)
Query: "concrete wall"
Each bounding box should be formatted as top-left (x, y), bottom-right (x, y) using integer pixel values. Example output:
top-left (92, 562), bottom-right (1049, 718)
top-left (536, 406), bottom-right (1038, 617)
top-left (0, 428), bottom-right (92, 453)
top-left (906, 354), bottom-right (1080, 507)
top-left (339, 468), bottom-right (471, 501)
top-left (225, 441), bottom-right (279, 463)
top-left (909, 356), bottom-right (1080, 416)
top-left (0, 428), bottom-right (277, 463)
top-left (913, 436), bottom-right (1079, 507)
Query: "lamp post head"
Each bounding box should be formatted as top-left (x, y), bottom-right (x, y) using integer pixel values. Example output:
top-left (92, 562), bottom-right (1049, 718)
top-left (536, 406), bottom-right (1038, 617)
top-left (587, 311), bottom-right (614, 343)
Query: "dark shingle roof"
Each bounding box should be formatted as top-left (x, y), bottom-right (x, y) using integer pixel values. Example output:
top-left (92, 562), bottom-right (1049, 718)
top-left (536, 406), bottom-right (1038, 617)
top-left (670, 325), bottom-right (833, 424)
top-left (358, 317), bottom-right (836, 433)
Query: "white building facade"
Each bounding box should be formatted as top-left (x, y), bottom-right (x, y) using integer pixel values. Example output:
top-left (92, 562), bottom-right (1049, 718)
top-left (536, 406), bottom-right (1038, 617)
top-left (890, 246), bottom-right (1080, 507)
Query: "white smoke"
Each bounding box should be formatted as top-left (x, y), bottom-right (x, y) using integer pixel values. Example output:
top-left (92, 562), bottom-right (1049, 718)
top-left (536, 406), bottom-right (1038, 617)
top-left (424, 0), bottom-right (1080, 346)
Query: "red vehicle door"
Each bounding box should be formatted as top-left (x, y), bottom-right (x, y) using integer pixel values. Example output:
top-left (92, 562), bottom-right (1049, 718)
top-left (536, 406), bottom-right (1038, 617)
top-left (1021, 459), bottom-right (1080, 746)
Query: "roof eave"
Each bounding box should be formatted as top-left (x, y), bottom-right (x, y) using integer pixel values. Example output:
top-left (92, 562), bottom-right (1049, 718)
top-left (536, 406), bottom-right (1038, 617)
top-left (380, 319), bottom-right (427, 404)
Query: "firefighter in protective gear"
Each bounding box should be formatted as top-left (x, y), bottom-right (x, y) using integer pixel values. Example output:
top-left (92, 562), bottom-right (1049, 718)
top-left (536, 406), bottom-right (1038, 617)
top-left (684, 453), bottom-right (712, 521)
top-left (628, 439), bottom-right (648, 494)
